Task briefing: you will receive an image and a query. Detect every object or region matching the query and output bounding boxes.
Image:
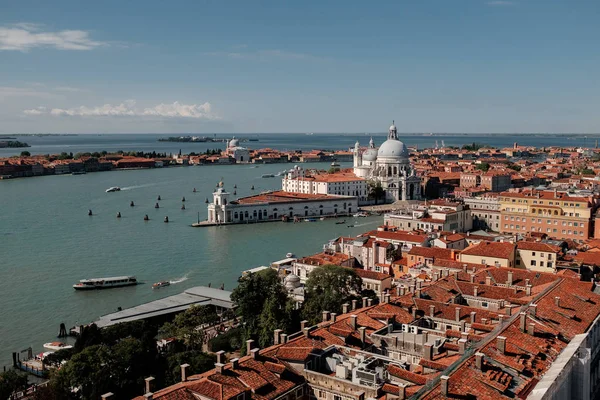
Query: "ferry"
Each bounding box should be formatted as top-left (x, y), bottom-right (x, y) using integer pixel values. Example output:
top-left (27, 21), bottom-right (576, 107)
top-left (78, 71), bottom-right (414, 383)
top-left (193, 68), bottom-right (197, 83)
top-left (105, 186), bottom-right (121, 192)
top-left (152, 281), bottom-right (170, 289)
top-left (43, 342), bottom-right (73, 351)
top-left (73, 276), bottom-right (137, 290)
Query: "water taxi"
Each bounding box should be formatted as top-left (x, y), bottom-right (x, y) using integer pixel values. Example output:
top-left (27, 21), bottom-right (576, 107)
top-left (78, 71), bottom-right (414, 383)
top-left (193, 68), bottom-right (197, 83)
top-left (73, 276), bottom-right (137, 290)
top-left (43, 342), bottom-right (73, 351)
top-left (331, 162), bottom-right (340, 167)
top-left (152, 281), bottom-right (170, 289)
top-left (105, 186), bottom-right (121, 192)
top-left (353, 212), bottom-right (368, 218)
top-left (261, 174), bottom-right (275, 178)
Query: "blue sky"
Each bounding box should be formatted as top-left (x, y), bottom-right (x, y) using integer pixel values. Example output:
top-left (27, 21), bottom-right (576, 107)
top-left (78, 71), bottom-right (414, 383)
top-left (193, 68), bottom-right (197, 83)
top-left (1, 0), bottom-right (598, 134)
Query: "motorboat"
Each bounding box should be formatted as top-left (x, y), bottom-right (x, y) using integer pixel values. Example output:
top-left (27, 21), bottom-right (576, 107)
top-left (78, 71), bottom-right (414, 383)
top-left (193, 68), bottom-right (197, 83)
top-left (152, 281), bottom-right (170, 289)
top-left (304, 218), bottom-right (317, 222)
top-left (335, 220), bottom-right (346, 225)
top-left (71, 171), bottom-right (86, 175)
top-left (286, 253), bottom-right (295, 258)
top-left (331, 162), bottom-right (340, 167)
top-left (43, 342), bottom-right (73, 351)
top-left (353, 212), bottom-right (368, 218)
top-left (73, 276), bottom-right (137, 290)
top-left (261, 174), bottom-right (275, 178)
top-left (105, 187), bottom-right (121, 192)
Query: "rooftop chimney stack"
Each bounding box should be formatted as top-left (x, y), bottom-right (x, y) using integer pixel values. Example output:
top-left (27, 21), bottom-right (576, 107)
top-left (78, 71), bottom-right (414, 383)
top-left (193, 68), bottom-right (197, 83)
top-left (280, 333), bottom-right (288, 344)
top-left (273, 329), bottom-right (283, 345)
top-left (216, 350), bottom-right (225, 365)
top-left (330, 313), bottom-right (337, 322)
top-left (362, 297), bottom-right (368, 308)
top-left (470, 311), bottom-right (476, 324)
top-left (440, 376), bottom-right (450, 396)
top-left (398, 383), bottom-right (406, 400)
top-left (144, 394), bottom-right (153, 400)
top-left (423, 344), bottom-right (433, 361)
top-left (525, 278), bottom-right (530, 286)
top-left (485, 276), bottom-right (492, 286)
top-left (526, 284), bottom-right (532, 296)
top-left (181, 363), bottom-right (190, 382)
top-left (497, 336), bottom-right (506, 354)
top-left (352, 299), bottom-right (358, 310)
top-left (455, 307), bottom-right (461, 322)
top-left (458, 338), bottom-right (467, 354)
top-left (300, 320), bottom-right (308, 331)
top-left (350, 315), bottom-right (357, 330)
top-left (342, 303), bottom-right (349, 314)
top-left (384, 293), bottom-right (391, 303)
top-left (101, 394), bottom-right (114, 400)
top-left (251, 348), bottom-right (259, 359)
top-left (555, 297), bottom-right (561, 307)
top-left (519, 312), bottom-right (527, 332)
top-left (528, 323), bottom-right (535, 336)
top-left (145, 377), bottom-right (155, 394)
top-left (367, 298), bottom-right (373, 307)
top-left (231, 358), bottom-right (239, 370)
top-left (474, 286), bottom-right (479, 297)
top-left (530, 304), bottom-right (537, 317)
top-left (358, 326), bottom-right (366, 344)
top-left (470, 274), bottom-right (475, 283)
top-left (507, 271), bottom-right (513, 286)
top-left (246, 339), bottom-right (255, 355)
top-left (322, 311), bottom-right (330, 323)
top-left (430, 305), bottom-right (436, 318)
top-left (475, 352), bottom-right (484, 370)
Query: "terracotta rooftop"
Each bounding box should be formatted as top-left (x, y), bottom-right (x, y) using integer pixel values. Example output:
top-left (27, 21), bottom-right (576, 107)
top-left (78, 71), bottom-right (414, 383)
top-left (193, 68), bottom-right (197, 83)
top-left (460, 241), bottom-right (515, 260)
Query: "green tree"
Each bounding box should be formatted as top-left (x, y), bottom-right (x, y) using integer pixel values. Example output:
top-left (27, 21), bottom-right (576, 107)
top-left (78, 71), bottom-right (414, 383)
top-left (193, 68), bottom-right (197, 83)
top-left (507, 164), bottom-right (521, 172)
top-left (158, 305), bottom-right (219, 350)
top-left (20, 150), bottom-right (31, 157)
top-left (368, 180), bottom-right (385, 205)
top-left (0, 370), bottom-right (28, 400)
top-left (301, 265), bottom-right (363, 325)
top-left (231, 268), bottom-right (293, 352)
top-left (476, 162), bottom-right (490, 172)
top-left (164, 351), bottom-right (215, 386)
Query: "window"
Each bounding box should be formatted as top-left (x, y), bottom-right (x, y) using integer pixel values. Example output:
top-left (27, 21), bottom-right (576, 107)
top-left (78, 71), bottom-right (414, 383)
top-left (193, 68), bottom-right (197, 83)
top-left (532, 252), bottom-right (536, 256)
top-left (296, 388), bottom-right (304, 398)
top-left (531, 260), bottom-right (537, 266)
top-left (540, 261), bottom-right (544, 267)
top-left (481, 302), bottom-right (489, 308)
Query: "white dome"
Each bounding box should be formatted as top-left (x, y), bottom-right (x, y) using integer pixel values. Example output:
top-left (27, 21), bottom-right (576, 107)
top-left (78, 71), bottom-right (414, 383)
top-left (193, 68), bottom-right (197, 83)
top-left (284, 274), bottom-right (301, 290)
top-left (377, 139), bottom-right (409, 159)
top-left (229, 138), bottom-right (239, 148)
top-left (389, 124), bottom-right (396, 132)
top-left (363, 148), bottom-right (378, 162)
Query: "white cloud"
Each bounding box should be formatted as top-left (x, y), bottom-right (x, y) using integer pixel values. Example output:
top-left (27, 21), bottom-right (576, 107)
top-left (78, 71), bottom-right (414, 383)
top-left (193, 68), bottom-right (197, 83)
top-left (0, 22), bottom-right (107, 51)
top-left (24, 100), bottom-right (219, 120)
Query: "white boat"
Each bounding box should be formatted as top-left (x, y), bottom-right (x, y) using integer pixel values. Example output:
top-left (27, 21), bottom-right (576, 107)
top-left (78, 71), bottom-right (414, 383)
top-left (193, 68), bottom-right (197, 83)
top-left (105, 186), bottom-right (121, 192)
top-left (43, 342), bottom-right (73, 351)
top-left (73, 276), bottom-right (137, 290)
top-left (331, 162), bottom-right (340, 167)
top-left (353, 212), bottom-right (368, 218)
top-left (286, 252), bottom-right (295, 258)
top-left (152, 281), bottom-right (170, 289)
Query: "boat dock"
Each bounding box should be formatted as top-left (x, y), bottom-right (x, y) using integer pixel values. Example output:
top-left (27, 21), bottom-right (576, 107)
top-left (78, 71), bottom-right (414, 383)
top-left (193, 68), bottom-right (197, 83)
top-left (94, 286), bottom-right (233, 328)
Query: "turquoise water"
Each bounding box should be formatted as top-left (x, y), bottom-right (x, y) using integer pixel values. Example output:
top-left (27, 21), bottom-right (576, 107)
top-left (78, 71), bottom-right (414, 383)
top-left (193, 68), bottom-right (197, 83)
top-left (0, 161), bottom-right (382, 367)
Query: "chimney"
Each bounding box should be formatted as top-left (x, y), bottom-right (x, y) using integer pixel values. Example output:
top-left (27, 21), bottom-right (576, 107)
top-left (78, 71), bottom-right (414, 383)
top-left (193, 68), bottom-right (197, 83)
top-left (280, 333), bottom-right (288, 344)
top-left (498, 315), bottom-right (504, 324)
top-left (145, 377), bottom-right (155, 394)
top-left (215, 362), bottom-right (224, 374)
top-left (398, 383), bottom-right (406, 400)
top-left (528, 323), bottom-right (535, 336)
top-left (246, 339), bottom-right (255, 355)
top-left (231, 358), bottom-right (239, 370)
top-left (342, 303), bottom-right (350, 314)
top-left (400, 286), bottom-right (406, 296)
top-left (452, 271), bottom-right (459, 281)
top-left (475, 352), bottom-right (484, 370)
top-left (485, 276), bottom-right (491, 286)
top-left (455, 307), bottom-right (461, 322)
top-left (429, 305), bottom-right (436, 318)
top-left (555, 296), bottom-right (561, 307)
top-left (458, 338), bottom-right (467, 354)
top-left (216, 350), bottom-right (225, 365)
top-left (362, 297), bottom-right (368, 308)
top-left (507, 271), bottom-right (513, 286)
top-left (367, 298), bottom-right (373, 307)
top-left (497, 336), bottom-right (506, 354)
top-left (273, 329), bottom-right (282, 344)
top-left (470, 311), bottom-right (476, 324)
top-left (470, 274), bottom-right (475, 284)
top-left (300, 320), bottom-right (308, 331)
top-left (474, 286), bottom-right (478, 297)
top-left (181, 363), bottom-right (190, 382)
top-left (384, 293), bottom-right (391, 303)
top-left (519, 312), bottom-right (527, 332)
top-left (358, 326), bottom-right (366, 344)
top-left (144, 394), bottom-right (153, 400)
top-left (322, 311), bottom-right (330, 323)
top-left (423, 344), bottom-right (433, 361)
top-left (303, 327), bottom-right (310, 338)
top-left (505, 305), bottom-right (513, 316)
top-left (396, 286), bottom-right (401, 296)
top-left (352, 299), bottom-right (357, 310)
top-left (440, 376), bottom-right (450, 396)
top-left (525, 278), bottom-right (530, 287)
top-left (350, 315), bottom-right (357, 330)
top-left (481, 318), bottom-right (487, 325)
top-left (412, 307), bottom-right (417, 319)
top-left (330, 313), bottom-right (337, 322)
top-left (101, 393), bottom-right (114, 399)
top-left (530, 304), bottom-right (537, 317)
top-left (526, 284), bottom-right (532, 296)
top-left (416, 288), bottom-right (422, 298)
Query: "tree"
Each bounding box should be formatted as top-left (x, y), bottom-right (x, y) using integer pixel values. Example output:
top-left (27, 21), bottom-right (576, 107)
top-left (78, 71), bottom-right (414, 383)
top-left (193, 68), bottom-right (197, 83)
top-left (164, 351), bottom-right (215, 386)
top-left (0, 370), bottom-right (28, 400)
top-left (20, 151), bottom-right (30, 157)
top-left (301, 265), bottom-right (363, 325)
top-left (476, 162), bottom-right (490, 172)
top-left (368, 180), bottom-right (385, 205)
top-left (158, 305), bottom-right (219, 350)
top-left (507, 164), bottom-right (521, 172)
top-left (231, 268), bottom-right (293, 352)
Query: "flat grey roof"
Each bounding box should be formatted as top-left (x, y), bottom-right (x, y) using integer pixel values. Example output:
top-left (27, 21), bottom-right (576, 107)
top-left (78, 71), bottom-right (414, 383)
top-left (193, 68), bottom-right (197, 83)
top-left (95, 286), bottom-right (233, 328)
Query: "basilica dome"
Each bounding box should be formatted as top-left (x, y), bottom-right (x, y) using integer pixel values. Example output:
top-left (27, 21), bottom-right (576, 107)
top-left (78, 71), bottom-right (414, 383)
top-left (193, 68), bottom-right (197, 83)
top-left (284, 273), bottom-right (301, 290)
top-left (362, 148), bottom-right (378, 162)
top-left (229, 137), bottom-right (239, 148)
top-left (377, 139), bottom-right (409, 159)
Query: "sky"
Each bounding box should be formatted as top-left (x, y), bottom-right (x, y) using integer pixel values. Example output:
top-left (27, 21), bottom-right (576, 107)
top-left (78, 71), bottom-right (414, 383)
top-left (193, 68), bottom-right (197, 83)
top-left (0, 0), bottom-right (599, 134)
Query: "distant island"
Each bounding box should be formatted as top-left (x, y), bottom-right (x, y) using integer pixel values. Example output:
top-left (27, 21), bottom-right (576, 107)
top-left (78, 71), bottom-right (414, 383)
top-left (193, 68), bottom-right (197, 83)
top-left (0, 140), bottom-right (30, 148)
top-left (158, 135), bottom-right (258, 143)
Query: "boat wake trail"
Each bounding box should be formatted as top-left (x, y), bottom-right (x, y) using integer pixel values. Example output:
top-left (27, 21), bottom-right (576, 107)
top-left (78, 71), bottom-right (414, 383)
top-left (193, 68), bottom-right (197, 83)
top-left (352, 221), bottom-right (379, 228)
top-left (121, 183), bottom-right (157, 191)
top-left (169, 273), bottom-right (190, 285)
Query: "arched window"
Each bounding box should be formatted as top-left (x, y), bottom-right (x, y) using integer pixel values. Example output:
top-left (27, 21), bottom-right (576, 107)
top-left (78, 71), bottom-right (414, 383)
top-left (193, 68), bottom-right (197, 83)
top-left (304, 206), bottom-right (308, 209)
top-left (244, 211), bottom-right (249, 218)
top-left (253, 210), bottom-right (257, 217)
top-left (234, 212), bottom-right (239, 219)
top-left (319, 205), bottom-right (323, 208)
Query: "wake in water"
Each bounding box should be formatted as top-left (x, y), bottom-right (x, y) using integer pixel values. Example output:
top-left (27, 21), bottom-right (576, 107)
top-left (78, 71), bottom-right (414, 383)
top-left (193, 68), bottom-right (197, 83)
top-left (169, 273), bottom-right (190, 285)
top-left (351, 220), bottom-right (380, 228)
top-left (120, 183), bottom-right (158, 191)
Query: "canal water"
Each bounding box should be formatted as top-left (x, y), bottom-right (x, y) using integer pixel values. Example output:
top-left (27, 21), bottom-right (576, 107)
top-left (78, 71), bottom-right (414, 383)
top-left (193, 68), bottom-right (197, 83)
top-left (0, 161), bottom-right (382, 367)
